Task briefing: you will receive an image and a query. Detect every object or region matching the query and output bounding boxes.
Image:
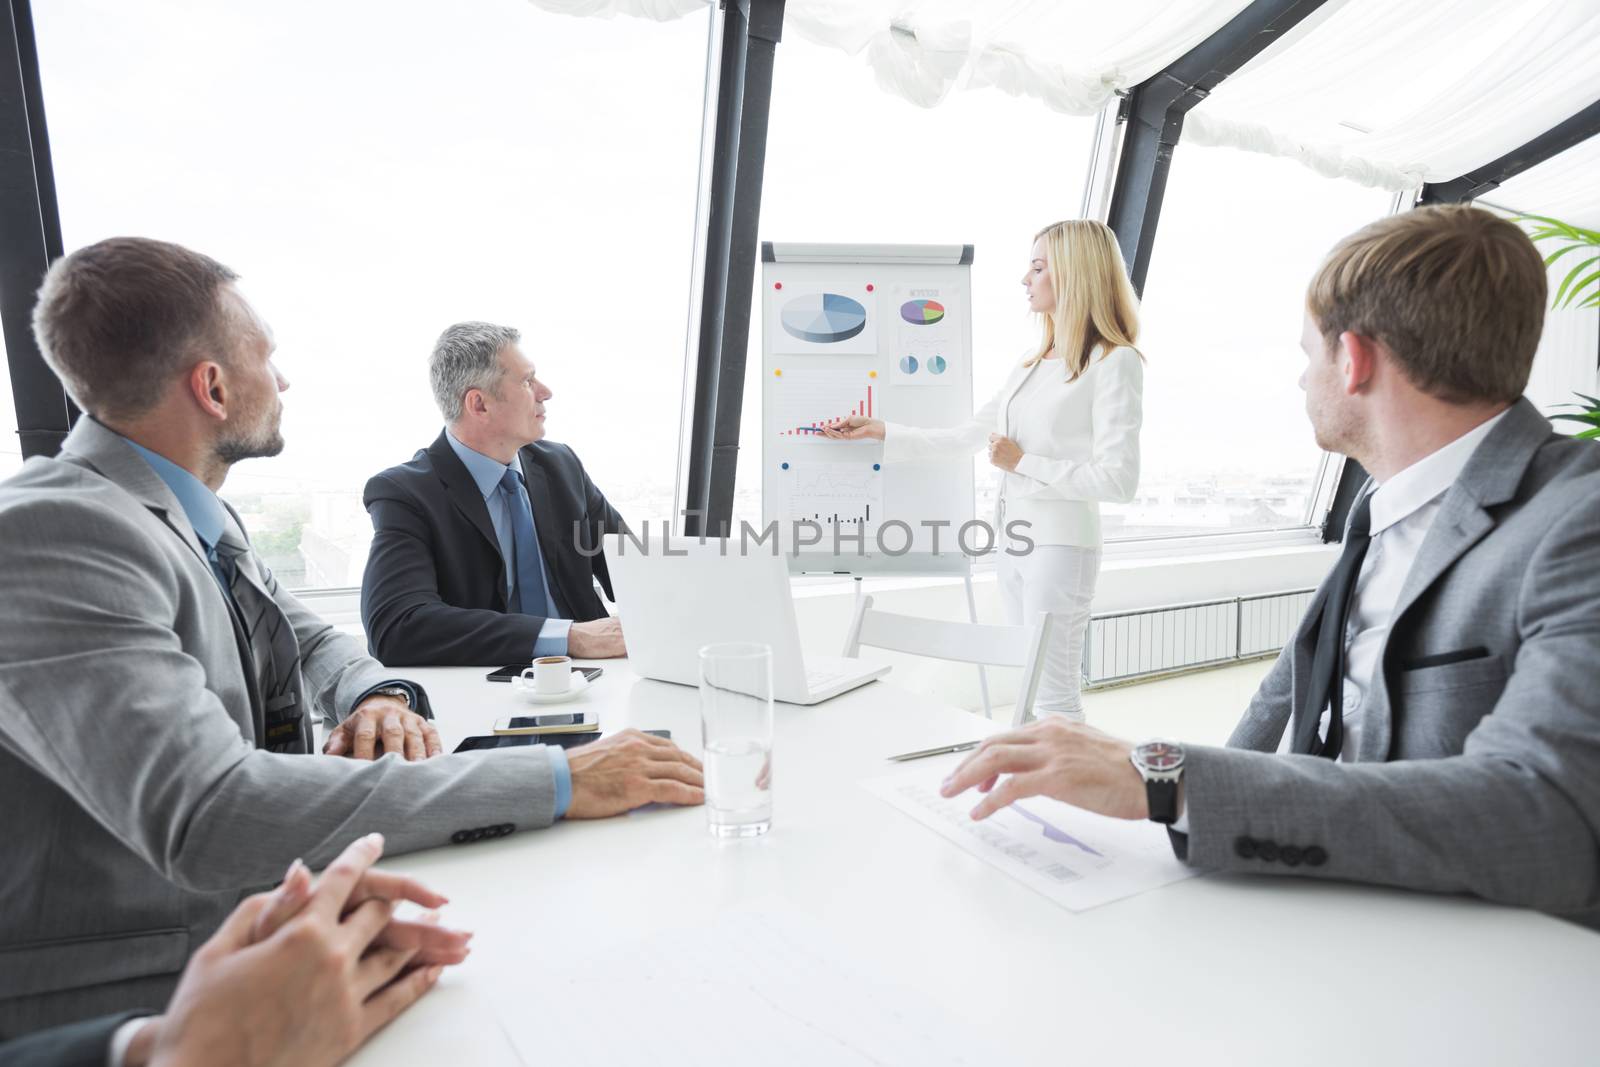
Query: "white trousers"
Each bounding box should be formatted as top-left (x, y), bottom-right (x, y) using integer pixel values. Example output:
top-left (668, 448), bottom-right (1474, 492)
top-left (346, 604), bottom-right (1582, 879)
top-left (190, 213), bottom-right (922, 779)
top-left (997, 544), bottom-right (1101, 719)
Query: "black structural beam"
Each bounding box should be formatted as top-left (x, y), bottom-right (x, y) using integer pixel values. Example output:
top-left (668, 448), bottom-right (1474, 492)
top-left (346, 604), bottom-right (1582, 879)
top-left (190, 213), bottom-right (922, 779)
top-left (1105, 0), bottom-right (1328, 296)
top-left (1, 0), bottom-right (74, 459)
top-left (1419, 95), bottom-right (1600, 205)
top-left (682, 0), bottom-right (784, 537)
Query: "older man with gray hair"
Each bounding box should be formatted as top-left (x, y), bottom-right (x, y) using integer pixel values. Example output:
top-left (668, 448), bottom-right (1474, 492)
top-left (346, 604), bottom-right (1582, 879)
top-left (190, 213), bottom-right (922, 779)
top-left (360, 321), bottom-right (627, 666)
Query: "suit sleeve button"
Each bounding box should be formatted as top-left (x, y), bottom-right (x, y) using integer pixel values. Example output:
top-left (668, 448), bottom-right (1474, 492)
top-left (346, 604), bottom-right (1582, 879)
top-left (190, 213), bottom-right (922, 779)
top-left (451, 830), bottom-right (470, 844)
top-left (500, 823), bottom-right (515, 835)
top-left (1257, 840), bottom-right (1280, 862)
top-left (469, 827), bottom-right (487, 842)
top-left (1280, 845), bottom-right (1303, 867)
top-left (1304, 846), bottom-right (1328, 867)
top-left (1234, 836), bottom-right (1258, 860)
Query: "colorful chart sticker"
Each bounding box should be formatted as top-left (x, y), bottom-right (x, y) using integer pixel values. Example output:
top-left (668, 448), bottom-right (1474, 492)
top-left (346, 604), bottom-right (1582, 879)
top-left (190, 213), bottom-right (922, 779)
top-left (899, 299), bottom-right (946, 326)
top-left (898, 356), bottom-right (919, 374)
top-left (781, 293), bottom-right (868, 344)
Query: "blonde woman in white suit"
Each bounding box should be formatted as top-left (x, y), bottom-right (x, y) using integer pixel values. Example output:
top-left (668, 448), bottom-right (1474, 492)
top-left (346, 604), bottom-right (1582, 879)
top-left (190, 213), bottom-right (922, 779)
top-left (825, 220), bottom-right (1144, 720)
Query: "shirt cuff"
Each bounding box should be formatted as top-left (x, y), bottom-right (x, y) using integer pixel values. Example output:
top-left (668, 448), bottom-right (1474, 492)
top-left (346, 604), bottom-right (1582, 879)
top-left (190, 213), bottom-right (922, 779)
top-left (546, 745), bottom-right (573, 819)
top-left (109, 1016), bottom-right (157, 1067)
top-left (533, 618), bottom-right (572, 659)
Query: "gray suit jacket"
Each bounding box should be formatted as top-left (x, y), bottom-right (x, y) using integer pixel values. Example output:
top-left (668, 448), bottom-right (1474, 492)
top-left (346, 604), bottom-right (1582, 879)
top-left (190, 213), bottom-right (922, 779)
top-left (1181, 399), bottom-right (1600, 925)
top-left (0, 1011), bottom-right (142, 1067)
top-left (0, 419), bottom-right (558, 1036)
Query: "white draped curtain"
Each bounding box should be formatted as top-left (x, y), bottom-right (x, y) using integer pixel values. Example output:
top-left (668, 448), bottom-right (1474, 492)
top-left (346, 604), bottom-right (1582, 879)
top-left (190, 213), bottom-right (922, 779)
top-left (526, 0), bottom-right (1600, 194)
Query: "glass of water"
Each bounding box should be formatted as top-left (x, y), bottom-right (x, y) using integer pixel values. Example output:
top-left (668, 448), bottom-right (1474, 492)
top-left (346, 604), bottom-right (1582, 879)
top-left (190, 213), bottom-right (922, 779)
top-left (699, 642), bottom-right (774, 838)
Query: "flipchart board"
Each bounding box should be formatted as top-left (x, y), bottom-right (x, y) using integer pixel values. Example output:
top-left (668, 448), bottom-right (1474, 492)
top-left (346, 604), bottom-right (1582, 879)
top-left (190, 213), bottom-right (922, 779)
top-left (760, 242), bottom-right (975, 576)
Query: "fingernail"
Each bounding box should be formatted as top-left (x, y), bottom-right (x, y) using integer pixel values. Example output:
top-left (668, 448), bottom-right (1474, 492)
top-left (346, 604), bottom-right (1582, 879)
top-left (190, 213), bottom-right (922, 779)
top-left (365, 832), bottom-right (385, 849)
top-left (429, 965), bottom-right (445, 981)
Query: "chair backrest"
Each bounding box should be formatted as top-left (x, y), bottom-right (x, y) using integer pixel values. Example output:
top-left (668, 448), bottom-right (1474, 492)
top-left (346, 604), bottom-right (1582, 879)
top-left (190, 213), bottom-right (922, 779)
top-left (842, 595), bottom-right (1053, 726)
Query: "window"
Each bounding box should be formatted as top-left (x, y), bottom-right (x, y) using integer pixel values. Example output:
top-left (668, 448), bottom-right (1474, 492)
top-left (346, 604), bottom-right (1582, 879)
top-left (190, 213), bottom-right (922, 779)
top-left (731, 40), bottom-right (1097, 533)
top-left (34, 0), bottom-right (710, 588)
top-left (1106, 143), bottom-right (1395, 540)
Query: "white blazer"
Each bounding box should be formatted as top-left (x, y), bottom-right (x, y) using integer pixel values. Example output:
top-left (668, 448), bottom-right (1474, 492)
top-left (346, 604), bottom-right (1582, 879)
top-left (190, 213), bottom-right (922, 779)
top-left (882, 345), bottom-right (1143, 547)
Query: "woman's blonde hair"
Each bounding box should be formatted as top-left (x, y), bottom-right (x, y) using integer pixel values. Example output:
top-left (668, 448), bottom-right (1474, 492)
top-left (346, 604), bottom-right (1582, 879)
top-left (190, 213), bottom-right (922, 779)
top-left (1025, 219), bottom-right (1142, 380)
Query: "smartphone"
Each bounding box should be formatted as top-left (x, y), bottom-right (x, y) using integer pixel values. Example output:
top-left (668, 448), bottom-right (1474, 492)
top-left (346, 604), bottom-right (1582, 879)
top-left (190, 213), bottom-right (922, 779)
top-left (486, 664), bottom-right (603, 684)
top-left (492, 709), bottom-right (600, 735)
top-left (453, 728), bottom-right (670, 754)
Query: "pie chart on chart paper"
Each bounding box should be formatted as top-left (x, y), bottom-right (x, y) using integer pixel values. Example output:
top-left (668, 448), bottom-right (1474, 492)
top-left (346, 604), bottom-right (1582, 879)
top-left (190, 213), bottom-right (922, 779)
top-left (781, 293), bottom-right (868, 344)
top-left (900, 299), bottom-right (945, 326)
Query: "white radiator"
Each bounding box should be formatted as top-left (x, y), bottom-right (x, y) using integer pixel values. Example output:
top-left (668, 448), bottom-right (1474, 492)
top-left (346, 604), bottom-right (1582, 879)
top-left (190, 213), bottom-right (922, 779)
top-left (1081, 588), bottom-right (1315, 687)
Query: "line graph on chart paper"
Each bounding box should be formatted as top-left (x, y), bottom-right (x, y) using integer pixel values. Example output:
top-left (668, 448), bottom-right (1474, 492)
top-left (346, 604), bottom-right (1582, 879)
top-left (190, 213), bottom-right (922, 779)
top-left (773, 369), bottom-right (876, 438)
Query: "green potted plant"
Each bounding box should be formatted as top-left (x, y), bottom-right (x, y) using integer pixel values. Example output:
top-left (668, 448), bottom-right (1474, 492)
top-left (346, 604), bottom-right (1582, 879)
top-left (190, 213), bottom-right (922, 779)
top-left (1551, 392), bottom-right (1600, 440)
top-left (1518, 214), bottom-right (1598, 310)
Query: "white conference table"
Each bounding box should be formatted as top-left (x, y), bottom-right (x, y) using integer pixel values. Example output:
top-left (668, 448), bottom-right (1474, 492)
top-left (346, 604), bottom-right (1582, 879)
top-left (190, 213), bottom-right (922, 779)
top-left (351, 660), bottom-right (1595, 1066)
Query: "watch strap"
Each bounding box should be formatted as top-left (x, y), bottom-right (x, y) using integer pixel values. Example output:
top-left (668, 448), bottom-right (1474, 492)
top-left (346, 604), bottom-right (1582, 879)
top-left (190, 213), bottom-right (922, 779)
top-left (1145, 777), bottom-right (1179, 824)
top-left (370, 685), bottom-right (413, 708)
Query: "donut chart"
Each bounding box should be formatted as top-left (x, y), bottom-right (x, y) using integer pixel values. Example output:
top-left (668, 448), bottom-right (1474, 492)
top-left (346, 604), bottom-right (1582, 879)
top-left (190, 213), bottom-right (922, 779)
top-left (781, 293), bottom-right (868, 344)
top-left (899, 299), bottom-right (946, 326)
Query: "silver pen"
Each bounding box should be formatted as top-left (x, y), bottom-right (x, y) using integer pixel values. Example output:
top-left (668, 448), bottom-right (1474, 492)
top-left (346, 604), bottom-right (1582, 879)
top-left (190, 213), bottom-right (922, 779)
top-left (887, 740), bottom-right (981, 762)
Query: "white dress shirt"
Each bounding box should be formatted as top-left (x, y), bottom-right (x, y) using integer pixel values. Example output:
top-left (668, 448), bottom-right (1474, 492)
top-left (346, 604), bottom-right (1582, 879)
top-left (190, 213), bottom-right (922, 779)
top-left (1171, 409), bottom-right (1510, 832)
top-left (1286, 408), bottom-right (1510, 761)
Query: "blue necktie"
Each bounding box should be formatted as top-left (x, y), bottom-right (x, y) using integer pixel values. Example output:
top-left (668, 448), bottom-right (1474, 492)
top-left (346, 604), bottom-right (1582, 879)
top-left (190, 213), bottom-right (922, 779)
top-left (499, 466), bottom-right (552, 617)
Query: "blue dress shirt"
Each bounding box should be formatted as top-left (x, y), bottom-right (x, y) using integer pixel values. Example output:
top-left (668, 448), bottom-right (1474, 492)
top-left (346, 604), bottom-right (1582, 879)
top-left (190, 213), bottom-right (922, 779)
top-left (444, 431), bottom-right (572, 658)
top-left (120, 429), bottom-right (571, 817)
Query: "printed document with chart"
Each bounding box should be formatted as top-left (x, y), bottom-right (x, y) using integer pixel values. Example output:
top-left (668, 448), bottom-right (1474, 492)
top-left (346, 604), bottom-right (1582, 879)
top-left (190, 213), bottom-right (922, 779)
top-left (863, 767), bottom-right (1200, 911)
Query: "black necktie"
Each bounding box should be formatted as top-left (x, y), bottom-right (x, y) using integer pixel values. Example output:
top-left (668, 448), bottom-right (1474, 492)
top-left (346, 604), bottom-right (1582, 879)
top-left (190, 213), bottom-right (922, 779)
top-left (1296, 492), bottom-right (1373, 760)
top-left (211, 534), bottom-right (308, 754)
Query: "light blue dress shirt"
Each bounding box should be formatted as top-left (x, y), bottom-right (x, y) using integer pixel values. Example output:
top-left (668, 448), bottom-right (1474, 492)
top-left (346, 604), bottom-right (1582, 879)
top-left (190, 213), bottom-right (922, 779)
top-left (444, 431), bottom-right (572, 658)
top-left (119, 429), bottom-right (571, 817)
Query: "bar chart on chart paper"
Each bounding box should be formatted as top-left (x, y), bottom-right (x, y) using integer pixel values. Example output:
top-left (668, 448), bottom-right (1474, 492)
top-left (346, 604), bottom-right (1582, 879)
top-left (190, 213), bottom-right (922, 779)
top-left (773, 369), bottom-right (877, 438)
top-left (782, 462), bottom-right (883, 530)
top-left (863, 768), bottom-right (1199, 911)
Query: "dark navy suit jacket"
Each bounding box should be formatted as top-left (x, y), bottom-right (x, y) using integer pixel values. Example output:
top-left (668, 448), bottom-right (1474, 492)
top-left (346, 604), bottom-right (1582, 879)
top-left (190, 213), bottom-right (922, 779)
top-left (361, 431), bottom-right (623, 666)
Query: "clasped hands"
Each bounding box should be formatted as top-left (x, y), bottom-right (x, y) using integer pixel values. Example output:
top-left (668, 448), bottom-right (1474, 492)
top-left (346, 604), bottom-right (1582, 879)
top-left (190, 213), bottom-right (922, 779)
top-left (124, 833), bottom-right (468, 1067)
top-left (939, 717), bottom-right (1150, 821)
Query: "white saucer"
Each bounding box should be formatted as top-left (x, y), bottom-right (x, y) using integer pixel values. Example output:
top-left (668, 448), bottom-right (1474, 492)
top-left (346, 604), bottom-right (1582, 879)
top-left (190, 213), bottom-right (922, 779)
top-left (513, 674), bottom-right (592, 704)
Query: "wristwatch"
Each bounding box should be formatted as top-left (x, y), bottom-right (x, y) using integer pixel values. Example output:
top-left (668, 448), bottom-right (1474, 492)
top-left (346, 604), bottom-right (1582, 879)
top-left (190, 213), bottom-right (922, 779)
top-left (370, 685), bottom-right (413, 709)
top-left (1129, 739), bottom-right (1186, 825)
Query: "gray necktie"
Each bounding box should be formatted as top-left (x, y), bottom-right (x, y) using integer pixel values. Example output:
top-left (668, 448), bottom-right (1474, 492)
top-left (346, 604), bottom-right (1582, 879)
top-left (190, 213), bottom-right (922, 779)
top-left (211, 534), bottom-right (309, 754)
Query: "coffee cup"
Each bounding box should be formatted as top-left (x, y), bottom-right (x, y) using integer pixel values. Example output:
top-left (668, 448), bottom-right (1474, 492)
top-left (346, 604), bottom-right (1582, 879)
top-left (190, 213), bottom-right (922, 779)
top-left (521, 655), bottom-right (573, 695)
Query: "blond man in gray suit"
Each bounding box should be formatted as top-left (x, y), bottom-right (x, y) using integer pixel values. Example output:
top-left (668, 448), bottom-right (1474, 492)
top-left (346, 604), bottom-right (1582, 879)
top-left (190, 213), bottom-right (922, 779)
top-left (943, 205), bottom-right (1600, 926)
top-left (0, 238), bottom-right (704, 1036)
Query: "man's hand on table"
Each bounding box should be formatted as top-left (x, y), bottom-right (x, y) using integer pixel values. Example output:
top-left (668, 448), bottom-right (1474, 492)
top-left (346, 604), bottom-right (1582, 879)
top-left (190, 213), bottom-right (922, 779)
top-left (566, 728), bottom-right (704, 817)
top-left (939, 717), bottom-right (1148, 821)
top-left (325, 695), bottom-right (443, 761)
top-left (568, 617), bottom-right (626, 658)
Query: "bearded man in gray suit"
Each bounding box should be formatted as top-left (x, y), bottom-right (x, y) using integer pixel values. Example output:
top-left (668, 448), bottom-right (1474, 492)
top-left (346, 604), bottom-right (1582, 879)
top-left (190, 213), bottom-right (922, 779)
top-left (0, 237), bottom-right (704, 1037)
top-left (943, 205), bottom-right (1600, 927)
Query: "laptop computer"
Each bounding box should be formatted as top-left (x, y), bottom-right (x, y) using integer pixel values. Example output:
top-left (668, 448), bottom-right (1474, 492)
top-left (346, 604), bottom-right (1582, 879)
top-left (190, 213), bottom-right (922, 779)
top-left (603, 535), bottom-right (889, 705)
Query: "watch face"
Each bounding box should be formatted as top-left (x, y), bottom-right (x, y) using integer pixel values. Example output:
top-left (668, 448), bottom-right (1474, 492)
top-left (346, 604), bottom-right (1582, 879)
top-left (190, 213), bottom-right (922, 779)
top-left (1136, 740), bottom-right (1184, 772)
